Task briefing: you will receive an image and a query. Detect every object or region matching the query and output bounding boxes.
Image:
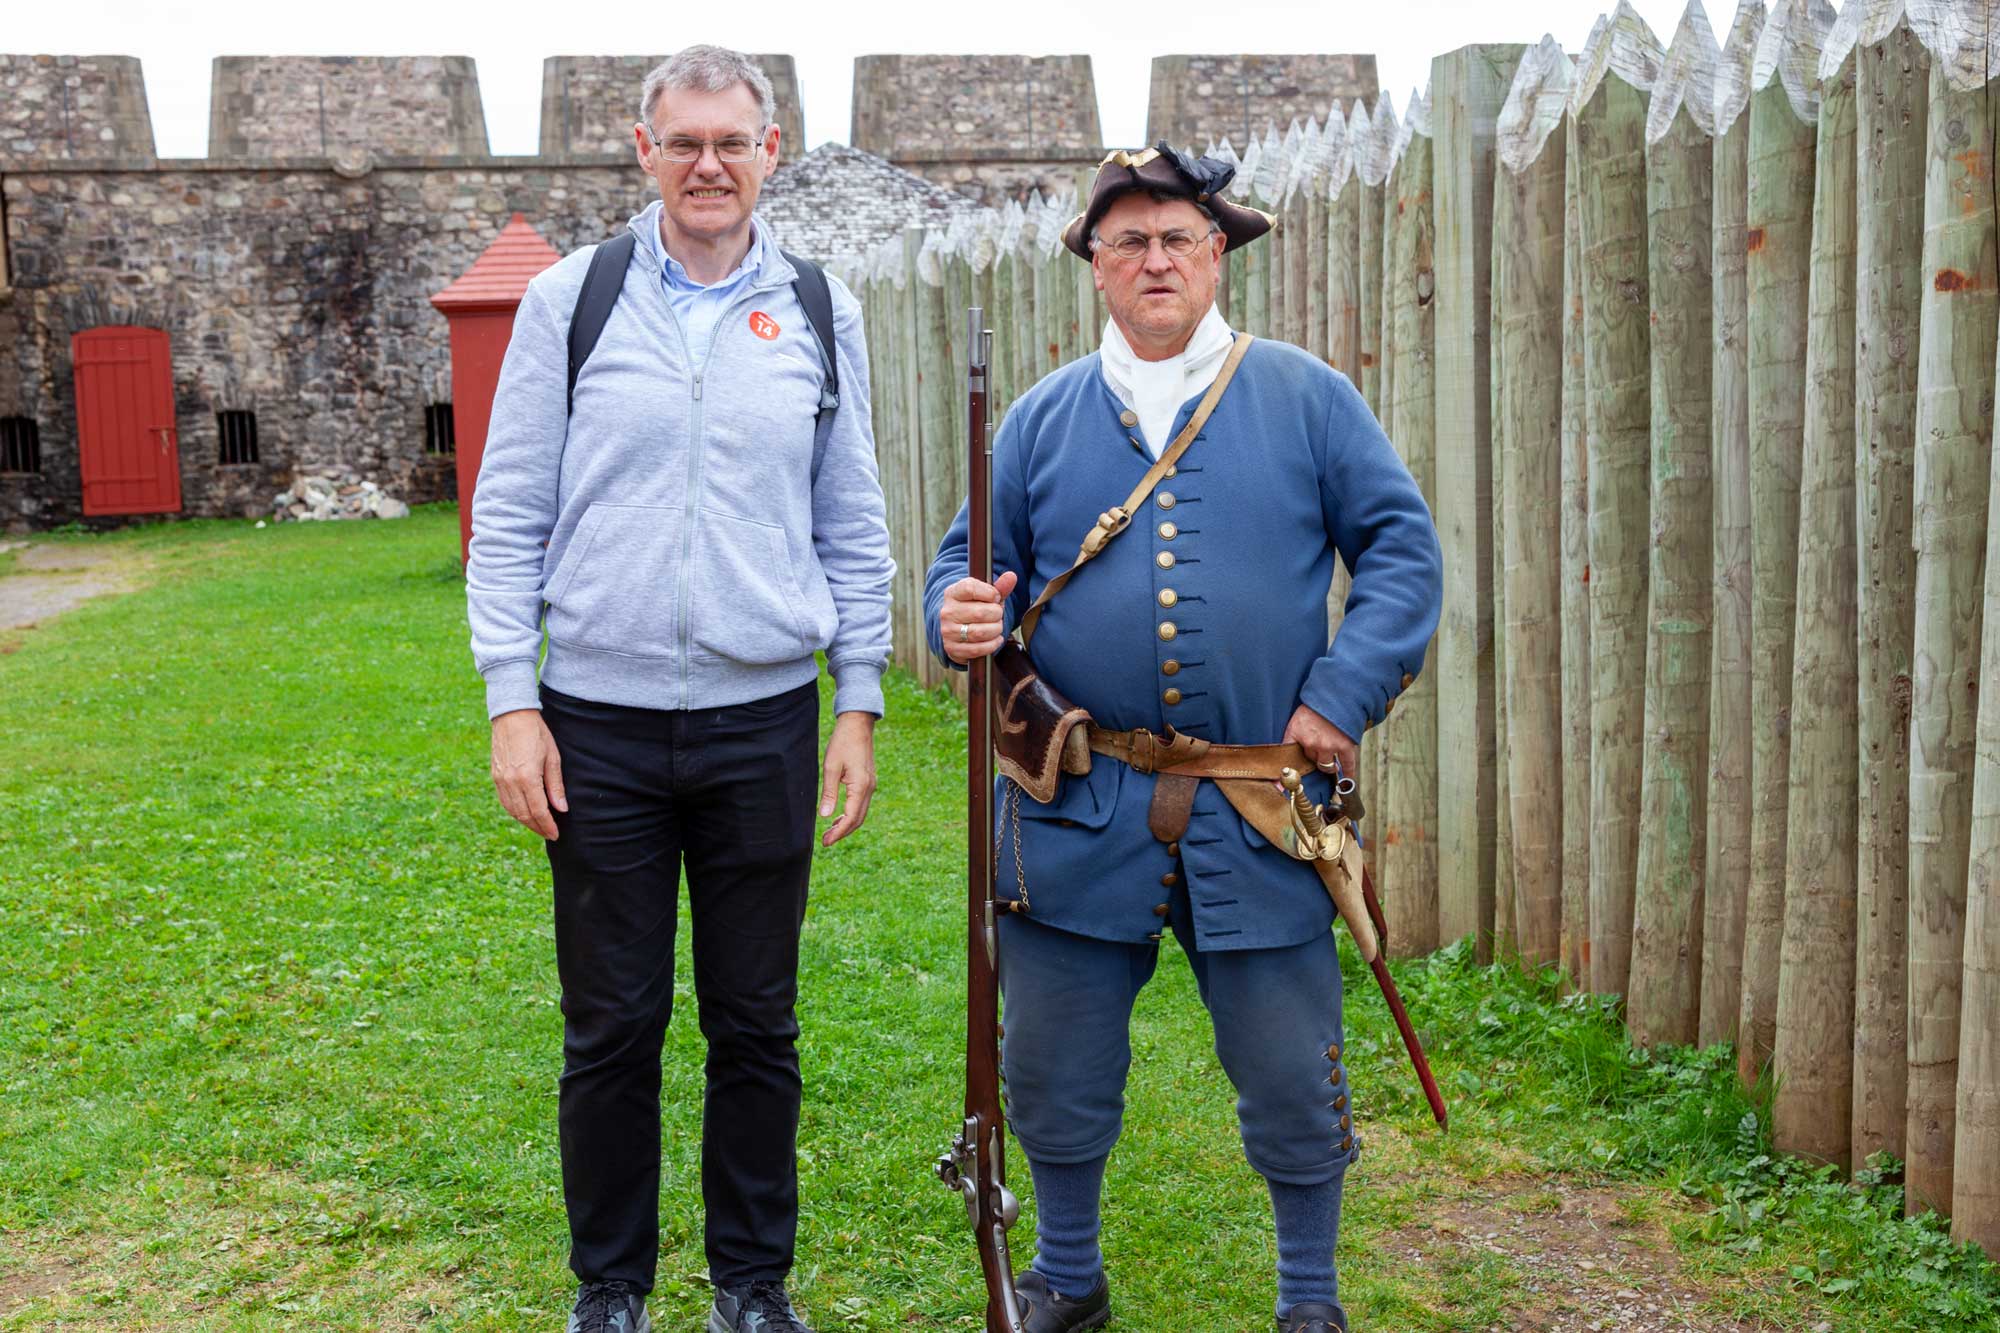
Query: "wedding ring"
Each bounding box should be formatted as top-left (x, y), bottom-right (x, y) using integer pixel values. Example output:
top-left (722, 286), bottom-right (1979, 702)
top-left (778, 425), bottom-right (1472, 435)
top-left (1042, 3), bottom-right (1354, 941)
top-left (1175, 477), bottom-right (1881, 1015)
top-left (1316, 759), bottom-right (1339, 772)
top-left (960, 623), bottom-right (971, 643)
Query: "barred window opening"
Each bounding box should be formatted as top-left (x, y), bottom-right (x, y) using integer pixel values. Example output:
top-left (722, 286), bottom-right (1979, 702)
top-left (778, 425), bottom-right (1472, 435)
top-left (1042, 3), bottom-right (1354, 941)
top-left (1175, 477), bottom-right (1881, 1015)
top-left (425, 402), bottom-right (456, 456)
top-left (217, 411), bottom-right (259, 466)
top-left (0, 417), bottom-right (40, 474)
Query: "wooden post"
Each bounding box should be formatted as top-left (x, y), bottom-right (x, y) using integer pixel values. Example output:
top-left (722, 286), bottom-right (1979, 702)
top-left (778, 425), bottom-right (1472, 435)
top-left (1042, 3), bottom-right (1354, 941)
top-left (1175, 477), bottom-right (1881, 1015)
top-left (1699, 0), bottom-right (1765, 1048)
top-left (1329, 110), bottom-right (1364, 382)
top-left (1771, 51), bottom-right (1858, 1164)
top-left (1288, 126), bottom-right (1314, 347)
top-left (1359, 97), bottom-right (1396, 414)
top-left (1494, 38), bottom-right (1570, 973)
top-left (899, 233), bottom-right (931, 680)
top-left (1307, 167), bottom-right (1330, 363)
top-left (1432, 45), bottom-right (1526, 960)
top-left (1737, 0), bottom-right (1829, 1089)
top-left (1906, 46), bottom-right (1997, 1220)
top-left (990, 249), bottom-right (1017, 423)
top-left (916, 234), bottom-right (959, 690)
top-left (1574, 7), bottom-right (1664, 999)
top-left (1377, 116), bottom-right (1441, 958)
top-left (1851, 13), bottom-right (1927, 1171)
top-left (1073, 170), bottom-right (1098, 359)
top-left (1560, 108), bottom-right (1592, 988)
top-left (1627, 3), bottom-right (1717, 1048)
top-left (1262, 127), bottom-right (1287, 342)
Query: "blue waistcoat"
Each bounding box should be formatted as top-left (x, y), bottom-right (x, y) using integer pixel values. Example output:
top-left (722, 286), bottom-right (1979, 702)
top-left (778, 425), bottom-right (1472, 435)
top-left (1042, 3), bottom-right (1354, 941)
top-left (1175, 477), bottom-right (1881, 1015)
top-left (923, 338), bottom-right (1443, 952)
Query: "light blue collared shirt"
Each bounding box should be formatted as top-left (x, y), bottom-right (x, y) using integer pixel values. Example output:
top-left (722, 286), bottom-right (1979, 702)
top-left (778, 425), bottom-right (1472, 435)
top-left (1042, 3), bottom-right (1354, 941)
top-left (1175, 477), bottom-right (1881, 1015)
top-left (652, 218), bottom-right (767, 362)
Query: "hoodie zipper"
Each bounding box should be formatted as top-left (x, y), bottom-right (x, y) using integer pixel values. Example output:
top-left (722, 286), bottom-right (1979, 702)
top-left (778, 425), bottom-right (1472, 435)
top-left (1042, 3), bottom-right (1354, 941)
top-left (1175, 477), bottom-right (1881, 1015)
top-left (639, 227), bottom-right (801, 710)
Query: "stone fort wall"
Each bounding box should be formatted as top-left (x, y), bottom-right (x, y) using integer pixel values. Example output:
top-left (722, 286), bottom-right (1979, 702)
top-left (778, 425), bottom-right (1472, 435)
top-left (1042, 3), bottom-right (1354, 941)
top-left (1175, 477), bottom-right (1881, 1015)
top-left (850, 54), bottom-right (1102, 205)
top-left (0, 161), bottom-right (652, 528)
top-left (0, 48), bottom-right (1385, 530)
top-left (1147, 54), bottom-right (1379, 152)
top-left (208, 56), bottom-right (490, 161)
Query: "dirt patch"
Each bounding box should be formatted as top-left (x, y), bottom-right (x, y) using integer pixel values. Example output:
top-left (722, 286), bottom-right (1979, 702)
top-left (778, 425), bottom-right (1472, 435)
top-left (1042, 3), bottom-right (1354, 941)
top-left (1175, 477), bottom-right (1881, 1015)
top-left (0, 541), bottom-right (149, 640)
top-left (0, 1238), bottom-right (81, 1319)
top-left (1390, 1181), bottom-right (1807, 1332)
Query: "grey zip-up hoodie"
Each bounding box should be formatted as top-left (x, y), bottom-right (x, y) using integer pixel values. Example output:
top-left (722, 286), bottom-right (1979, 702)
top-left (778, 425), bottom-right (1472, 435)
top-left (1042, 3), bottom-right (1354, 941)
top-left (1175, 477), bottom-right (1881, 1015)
top-left (466, 204), bottom-right (894, 720)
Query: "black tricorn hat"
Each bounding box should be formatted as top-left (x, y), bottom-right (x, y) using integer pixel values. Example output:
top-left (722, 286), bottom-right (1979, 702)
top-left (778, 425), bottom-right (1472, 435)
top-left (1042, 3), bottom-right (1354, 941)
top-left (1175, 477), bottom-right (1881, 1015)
top-left (1061, 143), bottom-right (1275, 261)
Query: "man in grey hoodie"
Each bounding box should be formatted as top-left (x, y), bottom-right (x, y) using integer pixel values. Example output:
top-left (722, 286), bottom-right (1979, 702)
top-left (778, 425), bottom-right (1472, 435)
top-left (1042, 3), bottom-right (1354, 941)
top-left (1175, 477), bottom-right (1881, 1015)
top-left (465, 45), bottom-right (894, 1333)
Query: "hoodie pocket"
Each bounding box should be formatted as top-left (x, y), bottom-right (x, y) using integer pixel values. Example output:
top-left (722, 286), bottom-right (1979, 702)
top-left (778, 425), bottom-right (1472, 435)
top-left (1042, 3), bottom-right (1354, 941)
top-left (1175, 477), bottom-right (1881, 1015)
top-left (689, 507), bottom-right (812, 665)
top-left (544, 503), bottom-right (683, 657)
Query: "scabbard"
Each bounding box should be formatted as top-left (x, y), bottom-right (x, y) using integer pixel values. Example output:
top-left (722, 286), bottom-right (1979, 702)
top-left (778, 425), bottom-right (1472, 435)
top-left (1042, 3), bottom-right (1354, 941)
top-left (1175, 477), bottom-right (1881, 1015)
top-left (1359, 863), bottom-right (1448, 1130)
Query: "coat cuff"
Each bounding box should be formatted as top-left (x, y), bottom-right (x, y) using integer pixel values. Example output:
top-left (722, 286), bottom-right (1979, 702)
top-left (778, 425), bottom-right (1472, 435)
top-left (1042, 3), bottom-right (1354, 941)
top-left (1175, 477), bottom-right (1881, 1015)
top-left (483, 659), bottom-right (543, 719)
top-left (1298, 662), bottom-right (1371, 748)
top-left (830, 659), bottom-right (887, 718)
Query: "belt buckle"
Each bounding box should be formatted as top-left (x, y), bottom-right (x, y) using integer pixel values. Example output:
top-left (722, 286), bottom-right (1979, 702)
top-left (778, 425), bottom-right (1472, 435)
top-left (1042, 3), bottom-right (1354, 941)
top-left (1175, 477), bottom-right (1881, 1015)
top-left (1129, 728), bottom-right (1157, 774)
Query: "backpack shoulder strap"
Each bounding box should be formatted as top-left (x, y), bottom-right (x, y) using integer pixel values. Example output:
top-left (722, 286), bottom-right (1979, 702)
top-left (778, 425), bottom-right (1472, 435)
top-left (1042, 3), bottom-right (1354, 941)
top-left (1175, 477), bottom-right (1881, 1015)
top-left (566, 232), bottom-right (636, 415)
top-left (781, 248), bottom-right (841, 485)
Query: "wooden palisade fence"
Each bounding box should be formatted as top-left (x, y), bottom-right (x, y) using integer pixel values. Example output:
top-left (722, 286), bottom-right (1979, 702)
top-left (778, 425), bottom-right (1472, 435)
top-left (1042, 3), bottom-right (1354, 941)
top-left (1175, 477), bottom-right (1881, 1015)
top-left (830, 0), bottom-right (2000, 1253)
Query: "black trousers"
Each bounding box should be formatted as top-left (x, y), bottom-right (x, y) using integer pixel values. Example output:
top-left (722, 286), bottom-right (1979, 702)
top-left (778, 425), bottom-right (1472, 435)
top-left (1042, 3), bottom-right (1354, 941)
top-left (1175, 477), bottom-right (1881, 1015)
top-left (541, 681), bottom-right (819, 1293)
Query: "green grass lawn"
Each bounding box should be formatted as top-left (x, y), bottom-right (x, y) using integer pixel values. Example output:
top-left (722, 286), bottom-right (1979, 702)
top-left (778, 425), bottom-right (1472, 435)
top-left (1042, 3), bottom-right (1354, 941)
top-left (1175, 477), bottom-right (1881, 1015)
top-left (2, 507), bottom-right (1997, 1331)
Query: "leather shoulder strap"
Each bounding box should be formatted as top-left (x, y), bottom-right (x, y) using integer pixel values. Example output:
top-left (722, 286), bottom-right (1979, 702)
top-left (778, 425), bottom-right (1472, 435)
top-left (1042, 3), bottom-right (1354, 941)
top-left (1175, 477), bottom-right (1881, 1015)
top-left (567, 232), bottom-right (637, 414)
top-left (1018, 332), bottom-right (1253, 645)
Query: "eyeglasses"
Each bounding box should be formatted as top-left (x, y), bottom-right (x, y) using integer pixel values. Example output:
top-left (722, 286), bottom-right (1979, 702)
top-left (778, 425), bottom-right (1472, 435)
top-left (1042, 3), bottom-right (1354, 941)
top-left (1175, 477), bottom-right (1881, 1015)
top-left (1094, 228), bottom-right (1217, 261)
top-left (641, 126), bottom-right (768, 164)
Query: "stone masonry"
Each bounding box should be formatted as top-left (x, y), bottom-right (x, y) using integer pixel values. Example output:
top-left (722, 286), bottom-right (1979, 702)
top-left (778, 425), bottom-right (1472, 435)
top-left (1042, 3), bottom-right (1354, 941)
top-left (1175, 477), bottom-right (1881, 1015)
top-left (1147, 54), bottom-right (1379, 151)
top-left (207, 57), bottom-right (490, 161)
top-left (539, 55), bottom-right (804, 164)
top-left (849, 54), bottom-right (1102, 205)
top-left (1, 54), bottom-right (155, 165)
top-left (0, 160), bottom-right (648, 528)
top-left (0, 47), bottom-right (1387, 530)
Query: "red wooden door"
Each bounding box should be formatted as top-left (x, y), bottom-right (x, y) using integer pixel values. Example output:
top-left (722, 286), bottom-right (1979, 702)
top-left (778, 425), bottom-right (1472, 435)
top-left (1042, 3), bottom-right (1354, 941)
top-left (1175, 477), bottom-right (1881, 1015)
top-left (73, 326), bottom-right (181, 516)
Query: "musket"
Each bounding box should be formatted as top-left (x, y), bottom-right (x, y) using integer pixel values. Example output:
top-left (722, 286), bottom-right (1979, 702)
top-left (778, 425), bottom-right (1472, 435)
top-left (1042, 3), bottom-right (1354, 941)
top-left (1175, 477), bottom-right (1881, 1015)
top-left (934, 308), bottom-right (1027, 1333)
top-left (1281, 768), bottom-right (1448, 1131)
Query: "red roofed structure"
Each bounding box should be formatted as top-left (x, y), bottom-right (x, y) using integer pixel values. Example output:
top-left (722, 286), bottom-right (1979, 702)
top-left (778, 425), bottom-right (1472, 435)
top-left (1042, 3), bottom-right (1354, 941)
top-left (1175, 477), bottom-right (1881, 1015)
top-left (432, 213), bottom-right (564, 558)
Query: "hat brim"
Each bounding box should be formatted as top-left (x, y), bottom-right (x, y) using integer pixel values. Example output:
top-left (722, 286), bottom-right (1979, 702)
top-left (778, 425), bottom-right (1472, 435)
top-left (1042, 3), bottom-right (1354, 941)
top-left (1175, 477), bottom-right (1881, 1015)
top-left (1060, 147), bottom-right (1275, 260)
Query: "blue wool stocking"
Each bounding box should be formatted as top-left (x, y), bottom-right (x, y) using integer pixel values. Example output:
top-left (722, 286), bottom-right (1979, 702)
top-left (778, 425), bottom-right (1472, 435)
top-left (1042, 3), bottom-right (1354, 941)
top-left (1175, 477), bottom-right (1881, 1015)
top-left (1027, 1154), bottom-right (1109, 1300)
top-left (1268, 1176), bottom-right (1344, 1319)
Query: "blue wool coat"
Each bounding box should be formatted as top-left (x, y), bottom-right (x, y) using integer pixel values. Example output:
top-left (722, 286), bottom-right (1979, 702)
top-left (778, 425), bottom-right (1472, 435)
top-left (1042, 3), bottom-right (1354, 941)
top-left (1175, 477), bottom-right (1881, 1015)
top-left (923, 337), bottom-right (1442, 952)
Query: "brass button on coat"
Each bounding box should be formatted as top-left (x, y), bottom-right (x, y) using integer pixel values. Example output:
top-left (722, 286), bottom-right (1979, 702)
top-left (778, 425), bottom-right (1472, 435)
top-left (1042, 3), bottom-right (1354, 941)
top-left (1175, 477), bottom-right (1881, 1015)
top-left (1162, 659), bottom-right (1181, 675)
top-left (1157, 621), bottom-right (1178, 642)
top-left (1119, 409), bottom-right (1139, 427)
top-left (1156, 491), bottom-right (1177, 510)
top-left (1163, 687), bottom-right (1183, 705)
top-left (1156, 551), bottom-right (1175, 569)
top-left (1164, 465), bottom-right (1177, 479)
top-left (1167, 841), bottom-right (1180, 857)
top-left (1158, 588), bottom-right (1178, 609)
top-left (1147, 932), bottom-right (1163, 941)
top-left (1158, 521), bottom-right (1178, 540)
top-left (1161, 872), bottom-right (1179, 887)
top-left (1153, 903), bottom-right (1171, 917)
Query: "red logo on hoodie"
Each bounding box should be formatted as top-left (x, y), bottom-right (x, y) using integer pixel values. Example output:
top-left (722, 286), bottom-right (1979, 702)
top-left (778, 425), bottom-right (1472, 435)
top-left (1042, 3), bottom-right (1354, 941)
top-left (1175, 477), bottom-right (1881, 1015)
top-left (749, 311), bottom-right (781, 341)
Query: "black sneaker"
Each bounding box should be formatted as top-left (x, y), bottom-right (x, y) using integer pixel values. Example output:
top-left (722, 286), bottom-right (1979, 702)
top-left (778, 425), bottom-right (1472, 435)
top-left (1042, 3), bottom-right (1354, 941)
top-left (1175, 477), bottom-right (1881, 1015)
top-left (708, 1280), bottom-right (815, 1333)
top-left (1014, 1270), bottom-right (1112, 1332)
top-left (1276, 1301), bottom-right (1345, 1333)
top-left (566, 1279), bottom-right (650, 1333)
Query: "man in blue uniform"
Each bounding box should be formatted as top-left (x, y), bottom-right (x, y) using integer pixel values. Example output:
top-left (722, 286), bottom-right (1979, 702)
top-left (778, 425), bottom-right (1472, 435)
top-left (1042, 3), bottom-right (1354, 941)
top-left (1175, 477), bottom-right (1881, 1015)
top-left (923, 145), bottom-right (1442, 1333)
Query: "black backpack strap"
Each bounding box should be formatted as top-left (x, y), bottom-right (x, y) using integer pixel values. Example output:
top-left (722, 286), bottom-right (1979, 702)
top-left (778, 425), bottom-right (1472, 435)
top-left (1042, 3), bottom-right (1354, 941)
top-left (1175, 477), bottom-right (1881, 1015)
top-left (781, 248), bottom-right (841, 484)
top-left (566, 231), bottom-right (636, 414)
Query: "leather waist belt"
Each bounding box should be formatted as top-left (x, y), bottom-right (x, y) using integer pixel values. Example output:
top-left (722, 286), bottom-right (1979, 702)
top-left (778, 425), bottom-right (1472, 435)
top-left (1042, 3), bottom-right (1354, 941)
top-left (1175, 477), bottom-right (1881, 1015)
top-left (1085, 724), bottom-right (1309, 781)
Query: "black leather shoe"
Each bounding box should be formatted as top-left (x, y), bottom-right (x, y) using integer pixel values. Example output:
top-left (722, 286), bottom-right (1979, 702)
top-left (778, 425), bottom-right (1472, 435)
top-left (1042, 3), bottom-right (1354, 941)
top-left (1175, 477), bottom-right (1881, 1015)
top-left (1014, 1270), bottom-right (1111, 1332)
top-left (1276, 1301), bottom-right (1345, 1333)
top-left (708, 1280), bottom-right (815, 1333)
top-left (566, 1280), bottom-right (650, 1333)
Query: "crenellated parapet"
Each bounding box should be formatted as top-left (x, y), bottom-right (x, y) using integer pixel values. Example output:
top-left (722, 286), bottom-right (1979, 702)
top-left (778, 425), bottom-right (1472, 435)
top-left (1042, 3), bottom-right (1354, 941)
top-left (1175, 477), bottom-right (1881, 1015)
top-left (1146, 54), bottom-right (1379, 151)
top-left (0, 54), bottom-right (156, 167)
top-left (539, 55), bottom-right (805, 163)
top-left (206, 56), bottom-right (490, 161)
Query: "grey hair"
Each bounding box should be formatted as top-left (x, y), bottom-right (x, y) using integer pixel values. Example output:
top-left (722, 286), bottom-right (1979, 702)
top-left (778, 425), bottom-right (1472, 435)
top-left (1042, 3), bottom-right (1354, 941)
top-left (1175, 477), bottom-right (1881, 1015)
top-left (639, 45), bottom-right (777, 132)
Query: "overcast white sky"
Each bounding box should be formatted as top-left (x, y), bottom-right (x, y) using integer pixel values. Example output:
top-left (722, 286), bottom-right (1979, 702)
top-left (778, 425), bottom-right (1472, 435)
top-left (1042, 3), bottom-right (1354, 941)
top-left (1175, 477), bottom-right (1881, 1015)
top-left (19, 0), bottom-right (1765, 159)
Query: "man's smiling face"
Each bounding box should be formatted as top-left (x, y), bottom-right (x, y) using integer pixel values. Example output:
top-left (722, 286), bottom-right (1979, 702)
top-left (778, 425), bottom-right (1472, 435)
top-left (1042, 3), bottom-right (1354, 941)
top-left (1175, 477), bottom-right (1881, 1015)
top-left (637, 80), bottom-right (776, 250)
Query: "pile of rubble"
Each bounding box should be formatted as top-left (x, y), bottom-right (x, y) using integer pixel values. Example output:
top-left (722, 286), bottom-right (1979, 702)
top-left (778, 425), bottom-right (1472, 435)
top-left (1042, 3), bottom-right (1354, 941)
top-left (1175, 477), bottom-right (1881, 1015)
top-left (271, 474), bottom-right (412, 522)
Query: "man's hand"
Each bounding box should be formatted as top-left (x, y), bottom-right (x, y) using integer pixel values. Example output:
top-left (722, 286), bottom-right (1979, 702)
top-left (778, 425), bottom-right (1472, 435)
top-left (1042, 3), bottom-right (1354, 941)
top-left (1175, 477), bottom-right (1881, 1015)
top-left (939, 571), bottom-right (1019, 664)
top-left (491, 708), bottom-right (567, 840)
top-left (819, 711), bottom-right (879, 847)
top-left (1283, 704), bottom-right (1358, 783)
